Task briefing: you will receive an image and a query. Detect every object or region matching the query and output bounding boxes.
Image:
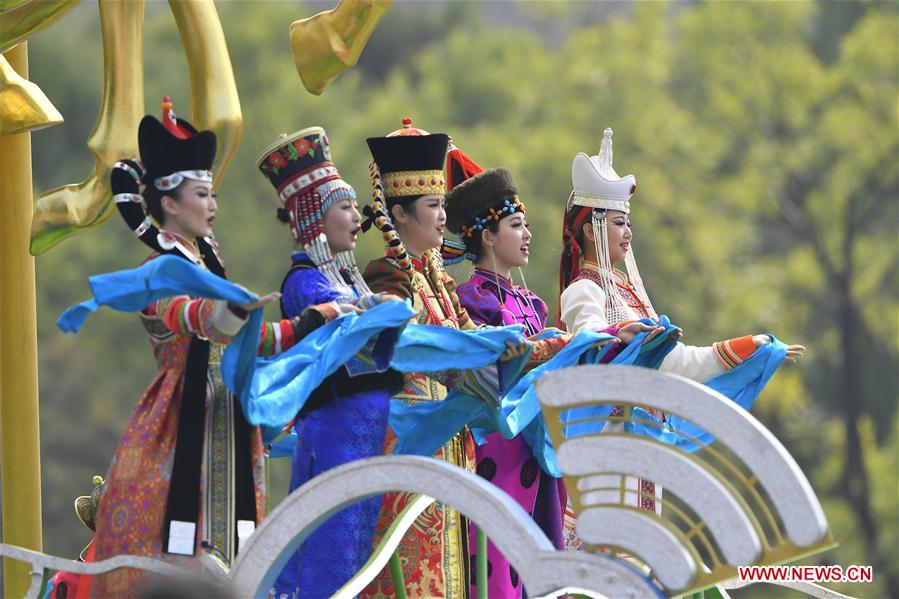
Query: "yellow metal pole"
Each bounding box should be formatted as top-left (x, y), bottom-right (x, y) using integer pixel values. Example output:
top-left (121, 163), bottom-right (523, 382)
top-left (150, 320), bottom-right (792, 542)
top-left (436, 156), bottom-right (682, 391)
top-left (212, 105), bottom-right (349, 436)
top-left (0, 41), bottom-right (43, 598)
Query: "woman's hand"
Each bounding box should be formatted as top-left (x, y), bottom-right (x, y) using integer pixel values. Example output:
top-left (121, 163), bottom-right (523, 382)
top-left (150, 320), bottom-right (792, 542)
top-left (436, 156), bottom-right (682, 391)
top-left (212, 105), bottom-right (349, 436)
top-left (337, 303), bottom-right (362, 315)
top-left (754, 335), bottom-right (806, 364)
top-left (236, 291), bottom-right (281, 312)
top-left (617, 322), bottom-right (666, 345)
top-left (785, 344), bottom-right (806, 363)
top-left (787, 345), bottom-right (805, 364)
top-left (500, 338), bottom-right (531, 362)
top-left (666, 327), bottom-right (684, 343)
top-left (355, 293), bottom-right (403, 311)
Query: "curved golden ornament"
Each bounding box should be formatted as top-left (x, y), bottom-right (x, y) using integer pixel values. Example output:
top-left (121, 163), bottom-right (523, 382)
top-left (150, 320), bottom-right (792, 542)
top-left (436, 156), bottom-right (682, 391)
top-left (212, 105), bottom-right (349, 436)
top-left (0, 0), bottom-right (81, 55)
top-left (29, 0), bottom-right (144, 255)
top-left (169, 0), bottom-right (242, 190)
top-left (0, 0), bottom-right (36, 11)
top-left (290, 0), bottom-right (391, 95)
top-left (0, 0), bottom-right (30, 10)
top-left (0, 52), bottom-right (62, 135)
top-left (30, 0), bottom-right (243, 254)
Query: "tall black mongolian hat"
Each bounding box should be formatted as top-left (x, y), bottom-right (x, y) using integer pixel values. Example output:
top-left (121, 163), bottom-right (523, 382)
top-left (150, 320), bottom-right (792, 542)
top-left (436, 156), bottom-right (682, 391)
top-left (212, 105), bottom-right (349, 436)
top-left (138, 97), bottom-right (216, 188)
top-left (445, 167), bottom-right (524, 238)
top-left (112, 97), bottom-right (220, 259)
top-left (366, 117), bottom-right (449, 205)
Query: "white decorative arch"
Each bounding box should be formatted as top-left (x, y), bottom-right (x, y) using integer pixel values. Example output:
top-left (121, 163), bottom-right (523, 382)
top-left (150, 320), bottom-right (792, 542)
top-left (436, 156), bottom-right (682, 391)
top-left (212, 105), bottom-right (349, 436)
top-left (559, 435), bottom-right (763, 566)
top-left (575, 506), bottom-right (695, 590)
top-left (229, 455), bottom-right (663, 598)
top-left (535, 364), bottom-right (833, 595)
top-left (0, 542), bottom-right (216, 599)
top-left (537, 365), bottom-right (828, 546)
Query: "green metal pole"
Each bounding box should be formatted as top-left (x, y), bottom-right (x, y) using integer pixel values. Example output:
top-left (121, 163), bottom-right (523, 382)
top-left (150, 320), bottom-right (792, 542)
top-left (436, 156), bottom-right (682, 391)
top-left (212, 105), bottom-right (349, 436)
top-left (388, 550), bottom-right (408, 599)
top-left (476, 525), bottom-right (488, 599)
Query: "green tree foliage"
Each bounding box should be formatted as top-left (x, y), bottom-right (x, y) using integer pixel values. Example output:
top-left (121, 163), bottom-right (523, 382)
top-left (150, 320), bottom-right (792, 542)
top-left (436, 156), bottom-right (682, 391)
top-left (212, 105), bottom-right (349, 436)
top-left (22, 1), bottom-right (896, 596)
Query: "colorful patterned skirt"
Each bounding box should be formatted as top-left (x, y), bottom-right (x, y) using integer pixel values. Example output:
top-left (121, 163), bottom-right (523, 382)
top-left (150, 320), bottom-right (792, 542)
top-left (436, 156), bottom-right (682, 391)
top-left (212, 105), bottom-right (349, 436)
top-left (361, 377), bottom-right (476, 599)
top-left (92, 351), bottom-right (265, 598)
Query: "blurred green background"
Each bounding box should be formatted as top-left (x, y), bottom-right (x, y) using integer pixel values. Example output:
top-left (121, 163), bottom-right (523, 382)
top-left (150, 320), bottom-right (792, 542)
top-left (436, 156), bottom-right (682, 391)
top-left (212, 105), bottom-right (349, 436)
top-left (17, 1), bottom-right (898, 596)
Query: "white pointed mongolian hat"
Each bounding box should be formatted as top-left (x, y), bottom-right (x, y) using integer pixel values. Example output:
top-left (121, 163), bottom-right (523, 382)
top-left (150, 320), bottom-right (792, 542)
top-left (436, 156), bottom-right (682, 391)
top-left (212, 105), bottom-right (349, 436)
top-left (570, 127), bottom-right (636, 214)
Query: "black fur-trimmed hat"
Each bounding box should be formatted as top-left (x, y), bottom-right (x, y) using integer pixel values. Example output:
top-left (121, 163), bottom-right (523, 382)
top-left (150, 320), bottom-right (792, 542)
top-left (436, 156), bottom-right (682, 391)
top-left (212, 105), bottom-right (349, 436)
top-left (445, 167), bottom-right (523, 237)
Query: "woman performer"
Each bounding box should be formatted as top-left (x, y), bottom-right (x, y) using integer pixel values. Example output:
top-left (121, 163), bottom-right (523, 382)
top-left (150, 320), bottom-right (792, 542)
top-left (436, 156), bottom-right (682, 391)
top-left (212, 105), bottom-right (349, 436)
top-left (257, 127), bottom-right (403, 599)
top-left (90, 99), bottom-right (345, 598)
top-left (444, 148), bottom-right (626, 597)
top-left (360, 118), bottom-right (527, 599)
top-left (559, 127), bottom-right (805, 526)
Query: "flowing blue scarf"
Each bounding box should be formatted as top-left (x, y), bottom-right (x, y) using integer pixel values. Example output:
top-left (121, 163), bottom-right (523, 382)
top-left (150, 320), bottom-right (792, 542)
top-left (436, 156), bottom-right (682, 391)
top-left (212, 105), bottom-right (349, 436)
top-left (57, 255), bottom-right (530, 447)
top-left (57, 255), bottom-right (263, 411)
top-left (248, 300), bottom-right (415, 440)
top-left (256, 315), bottom-right (526, 444)
top-left (389, 315), bottom-right (787, 477)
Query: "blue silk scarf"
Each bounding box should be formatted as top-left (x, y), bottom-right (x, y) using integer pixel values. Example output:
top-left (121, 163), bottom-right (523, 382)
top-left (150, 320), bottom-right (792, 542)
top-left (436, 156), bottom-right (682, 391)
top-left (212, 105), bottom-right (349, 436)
top-left (248, 300), bottom-right (413, 440)
top-left (260, 317), bottom-right (527, 446)
top-left (389, 315), bottom-right (787, 477)
top-left (57, 255), bottom-right (264, 413)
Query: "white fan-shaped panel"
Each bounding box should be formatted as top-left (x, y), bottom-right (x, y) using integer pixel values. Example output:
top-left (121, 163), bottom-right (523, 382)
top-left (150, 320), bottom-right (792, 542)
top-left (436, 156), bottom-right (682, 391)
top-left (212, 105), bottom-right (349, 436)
top-left (537, 365), bottom-right (828, 546)
top-left (577, 506), bottom-right (697, 591)
top-left (557, 435), bottom-right (763, 565)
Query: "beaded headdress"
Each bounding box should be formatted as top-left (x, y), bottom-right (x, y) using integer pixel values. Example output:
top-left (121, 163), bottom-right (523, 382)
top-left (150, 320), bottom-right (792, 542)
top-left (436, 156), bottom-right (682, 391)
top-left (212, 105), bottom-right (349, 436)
top-left (257, 126), bottom-right (367, 296)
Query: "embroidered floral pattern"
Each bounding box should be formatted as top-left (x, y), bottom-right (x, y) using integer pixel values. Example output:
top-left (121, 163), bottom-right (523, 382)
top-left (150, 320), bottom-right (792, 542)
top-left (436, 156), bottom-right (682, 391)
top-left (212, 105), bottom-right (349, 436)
top-left (260, 135), bottom-right (323, 175)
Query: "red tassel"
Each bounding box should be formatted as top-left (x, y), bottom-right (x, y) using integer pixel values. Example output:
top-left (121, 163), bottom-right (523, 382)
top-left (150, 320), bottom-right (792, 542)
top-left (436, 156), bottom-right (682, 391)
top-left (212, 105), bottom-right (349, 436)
top-left (161, 96), bottom-right (192, 139)
top-left (446, 147), bottom-right (484, 192)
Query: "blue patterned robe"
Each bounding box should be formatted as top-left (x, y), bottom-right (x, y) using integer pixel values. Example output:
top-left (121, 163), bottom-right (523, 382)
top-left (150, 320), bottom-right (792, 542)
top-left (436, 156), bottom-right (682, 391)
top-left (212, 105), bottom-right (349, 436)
top-left (272, 252), bottom-right (402, 599)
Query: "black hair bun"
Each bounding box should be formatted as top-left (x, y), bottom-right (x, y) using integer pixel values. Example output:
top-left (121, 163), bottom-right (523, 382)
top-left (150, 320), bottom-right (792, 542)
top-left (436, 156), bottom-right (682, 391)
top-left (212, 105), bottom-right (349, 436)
top-left (276, 207), bottom-right (290, 223)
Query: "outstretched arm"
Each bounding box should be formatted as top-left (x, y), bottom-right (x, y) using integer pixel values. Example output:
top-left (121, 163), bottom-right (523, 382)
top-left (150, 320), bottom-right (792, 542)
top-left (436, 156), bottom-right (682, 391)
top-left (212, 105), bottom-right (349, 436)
top-left (151, 295), bottom-right (247, 345)
top-left (256, 302), bottom-right (344, 357)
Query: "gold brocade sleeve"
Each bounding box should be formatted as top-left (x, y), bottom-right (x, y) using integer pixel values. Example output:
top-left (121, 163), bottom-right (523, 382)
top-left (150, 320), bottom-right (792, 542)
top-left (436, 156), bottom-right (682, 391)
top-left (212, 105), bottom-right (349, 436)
top-left (524, 330), bottom-right (572, 371)
top-left (363, 256), bottom-right (414, 300)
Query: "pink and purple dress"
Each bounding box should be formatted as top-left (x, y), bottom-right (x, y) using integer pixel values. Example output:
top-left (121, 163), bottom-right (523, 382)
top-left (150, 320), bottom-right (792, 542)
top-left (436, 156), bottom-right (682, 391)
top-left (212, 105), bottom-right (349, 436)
top-left (456, 268), bottom-right (569, 598)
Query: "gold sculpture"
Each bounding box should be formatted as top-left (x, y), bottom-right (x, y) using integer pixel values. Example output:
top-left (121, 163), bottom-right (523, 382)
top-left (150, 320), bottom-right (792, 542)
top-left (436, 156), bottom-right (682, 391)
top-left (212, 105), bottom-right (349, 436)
top-left (2, 0), bottom-right (390, 253)
top-left (28, 0), bottom-right (144, 254)
top-left (0, 0), bottom-right (80, 55)
top-left (0, 52), bottom-right (62, 135)
top-left (28, 0), bottom-right (245, 254)
top-left (169, 0), bottom-right (242, 189)
top-left (291, 0), bottom-right (391, 95)
top-left (0, 0), bottom-right (77, 134)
